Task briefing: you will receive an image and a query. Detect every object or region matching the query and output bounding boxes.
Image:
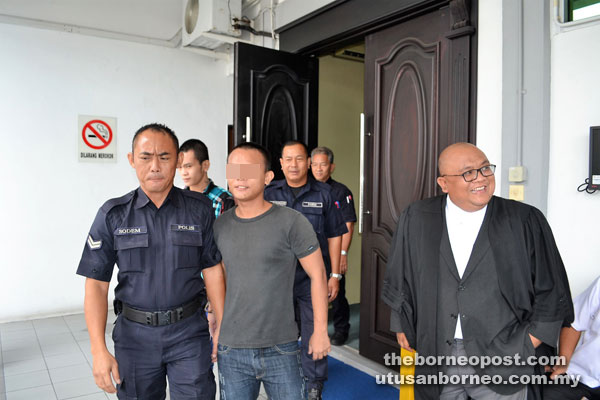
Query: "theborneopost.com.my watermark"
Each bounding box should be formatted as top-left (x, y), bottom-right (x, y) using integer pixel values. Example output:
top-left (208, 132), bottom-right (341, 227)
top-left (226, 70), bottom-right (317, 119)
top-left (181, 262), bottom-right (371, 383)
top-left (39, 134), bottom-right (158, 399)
top-left (383, 352), bottom-right (565, 369)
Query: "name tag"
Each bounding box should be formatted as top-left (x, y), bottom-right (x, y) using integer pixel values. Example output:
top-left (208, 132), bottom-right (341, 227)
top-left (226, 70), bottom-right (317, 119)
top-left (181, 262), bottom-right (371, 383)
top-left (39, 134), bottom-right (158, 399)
top-left (115, 226), bottom-right (147, 235)
top-left (171, 224), bottom-right (200, 232)
top-left (302, 201), bottom-right (323, 208)
top-left (270, 200), bottom-right (287, 206)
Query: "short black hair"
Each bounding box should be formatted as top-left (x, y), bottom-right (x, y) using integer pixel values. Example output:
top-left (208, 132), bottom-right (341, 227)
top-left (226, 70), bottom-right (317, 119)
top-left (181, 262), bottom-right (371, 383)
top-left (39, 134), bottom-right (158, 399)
top-left (281, 140), bottom-right (309, 158)
top-left (229, 142), bottom-right (271, 171)
top-left (179, 139), bottom-right (209, 163)
top-left (132, 123), bottom-right (178, 153)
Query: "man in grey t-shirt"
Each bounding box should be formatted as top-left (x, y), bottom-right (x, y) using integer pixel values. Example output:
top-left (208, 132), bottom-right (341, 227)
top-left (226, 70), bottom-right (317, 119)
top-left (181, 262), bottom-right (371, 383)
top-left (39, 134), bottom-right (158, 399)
top-left (214, 142), bottom-right (331, 400)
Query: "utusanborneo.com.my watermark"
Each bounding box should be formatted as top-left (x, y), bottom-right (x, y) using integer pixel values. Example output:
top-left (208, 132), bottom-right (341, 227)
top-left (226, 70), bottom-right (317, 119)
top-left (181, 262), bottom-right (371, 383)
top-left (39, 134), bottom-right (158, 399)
top-left (377, 352), bottom-right (580, 388)
top-left (376, 371), bottom-right (581, 388)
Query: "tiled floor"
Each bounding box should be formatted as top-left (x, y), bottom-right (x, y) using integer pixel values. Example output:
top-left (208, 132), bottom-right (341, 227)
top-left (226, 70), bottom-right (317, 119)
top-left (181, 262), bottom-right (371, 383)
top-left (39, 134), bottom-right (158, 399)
top-left (0, 310), bottom-right (391, 400)
top-left (0, 314), bottom-right (118, 400)
top-left (0, 313), bottom-right (270, 399)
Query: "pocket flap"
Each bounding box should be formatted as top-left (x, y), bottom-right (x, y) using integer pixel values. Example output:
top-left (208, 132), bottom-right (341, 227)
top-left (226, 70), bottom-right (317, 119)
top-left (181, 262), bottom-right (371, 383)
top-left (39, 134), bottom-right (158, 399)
top-left (114, 234), bottom-right (149, 250)
top-left (301, 204), bottom-right (323, 215)
top-left (171, 230), bottom-right (203, 247)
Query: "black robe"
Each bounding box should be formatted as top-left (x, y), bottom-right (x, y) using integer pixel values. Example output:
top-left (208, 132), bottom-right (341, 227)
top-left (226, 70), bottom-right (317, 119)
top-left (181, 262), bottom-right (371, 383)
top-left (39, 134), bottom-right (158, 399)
top-left (381, 195), bottom-right (574, 399)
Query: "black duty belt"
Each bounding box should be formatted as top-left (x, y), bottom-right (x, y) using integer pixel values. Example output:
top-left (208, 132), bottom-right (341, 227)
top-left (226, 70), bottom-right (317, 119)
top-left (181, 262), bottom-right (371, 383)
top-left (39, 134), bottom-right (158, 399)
top-left (120, 297), bottom-right (205, 326)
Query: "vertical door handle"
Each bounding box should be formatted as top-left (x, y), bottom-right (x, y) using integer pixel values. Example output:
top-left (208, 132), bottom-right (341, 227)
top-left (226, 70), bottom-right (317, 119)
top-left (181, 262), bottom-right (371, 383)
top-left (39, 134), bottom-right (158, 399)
top-left (359, 113), bottom-right (366, 233)
top-left (246, 116), bottom-right (251, 142)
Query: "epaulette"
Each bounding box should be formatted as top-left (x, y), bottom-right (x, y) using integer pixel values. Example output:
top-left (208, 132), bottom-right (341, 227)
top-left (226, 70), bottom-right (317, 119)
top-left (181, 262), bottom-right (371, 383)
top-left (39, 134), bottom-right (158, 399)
top-left (266, 179), bottom-right (286, 189)
top-left (311, 179), bottom-right (333, 193)
top-left (100, 190), bottom-right (136, 213)
top-left (180, 187), bottom-right (213, 208)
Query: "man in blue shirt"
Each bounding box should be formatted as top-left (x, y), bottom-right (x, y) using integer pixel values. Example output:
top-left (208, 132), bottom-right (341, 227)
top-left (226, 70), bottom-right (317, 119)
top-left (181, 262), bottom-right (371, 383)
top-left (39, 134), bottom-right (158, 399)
top-left (77, 123), bottom-right (225, 400)
top-left (310, 146), bottom-right (357, 346)
top-left (264, 141), bottom-right (347, 400)
top-left (179, 138), bottom-right (234, 218)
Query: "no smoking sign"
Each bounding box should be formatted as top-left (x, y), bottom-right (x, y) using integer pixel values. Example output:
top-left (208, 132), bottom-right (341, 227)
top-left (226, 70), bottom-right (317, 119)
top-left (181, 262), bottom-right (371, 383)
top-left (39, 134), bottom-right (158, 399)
top-left (78, 115), bottom-right (117, 163)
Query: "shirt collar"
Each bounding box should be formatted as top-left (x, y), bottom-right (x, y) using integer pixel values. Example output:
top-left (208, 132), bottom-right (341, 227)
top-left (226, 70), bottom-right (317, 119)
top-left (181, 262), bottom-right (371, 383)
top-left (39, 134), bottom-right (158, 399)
top-left (134, 186), bottom-right (180, 209)
top-left (445, 194), bottom-right (487, 218)
top-left (202, 179), bottom-right (215, 195)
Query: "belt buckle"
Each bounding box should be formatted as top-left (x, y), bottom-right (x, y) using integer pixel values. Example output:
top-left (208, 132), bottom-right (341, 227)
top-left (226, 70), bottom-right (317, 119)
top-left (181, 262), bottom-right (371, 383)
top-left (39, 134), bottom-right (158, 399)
top-left (158, 310), bottom-right (172, 326)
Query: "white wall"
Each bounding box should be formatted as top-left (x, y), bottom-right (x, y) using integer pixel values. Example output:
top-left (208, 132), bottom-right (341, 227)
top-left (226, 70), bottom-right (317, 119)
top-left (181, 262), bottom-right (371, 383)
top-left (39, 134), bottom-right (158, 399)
top-left (548, 21), bottom-right (600, 297)
top-left (0, 23), bottom-right (232, 322)
top-left (475, 0), bottom-right (503, 195)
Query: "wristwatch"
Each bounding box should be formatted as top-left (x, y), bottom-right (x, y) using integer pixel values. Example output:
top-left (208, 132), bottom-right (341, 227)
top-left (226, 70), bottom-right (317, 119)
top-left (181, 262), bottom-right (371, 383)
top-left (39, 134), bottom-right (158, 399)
top-left (341, 250), bottom-right (348, 256)
top-left (330, 273), bottom-right (343, 280)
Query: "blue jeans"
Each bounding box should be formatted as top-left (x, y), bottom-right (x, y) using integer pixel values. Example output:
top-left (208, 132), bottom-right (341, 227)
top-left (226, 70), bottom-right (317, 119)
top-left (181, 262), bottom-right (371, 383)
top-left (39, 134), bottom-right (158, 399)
top-left (217, 341), bottom-right (305, 400)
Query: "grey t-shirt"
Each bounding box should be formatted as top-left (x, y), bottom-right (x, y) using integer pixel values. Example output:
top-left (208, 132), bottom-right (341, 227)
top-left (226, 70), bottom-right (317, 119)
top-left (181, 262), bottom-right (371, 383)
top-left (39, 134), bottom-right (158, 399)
top-left (214, 204), bottom-right (320, 347)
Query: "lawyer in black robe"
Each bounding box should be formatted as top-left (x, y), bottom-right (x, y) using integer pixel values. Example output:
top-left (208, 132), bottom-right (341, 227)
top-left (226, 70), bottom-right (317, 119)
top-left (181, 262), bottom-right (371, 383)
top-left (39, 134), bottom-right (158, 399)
top-left (382, 195), bottom-right (574, 399)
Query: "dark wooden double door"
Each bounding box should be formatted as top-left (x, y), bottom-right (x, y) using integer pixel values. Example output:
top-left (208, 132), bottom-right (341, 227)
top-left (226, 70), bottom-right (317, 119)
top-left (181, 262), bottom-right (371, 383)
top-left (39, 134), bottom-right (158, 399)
top-left (234, 3), bottom-right (476, 365)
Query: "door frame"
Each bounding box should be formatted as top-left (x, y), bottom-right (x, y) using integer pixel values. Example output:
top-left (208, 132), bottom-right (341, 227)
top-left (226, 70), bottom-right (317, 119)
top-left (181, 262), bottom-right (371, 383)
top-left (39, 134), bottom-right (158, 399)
top-left (278, 0), bottom-right (477, 144)
top-left (277, 0), bottom-right (479, 363)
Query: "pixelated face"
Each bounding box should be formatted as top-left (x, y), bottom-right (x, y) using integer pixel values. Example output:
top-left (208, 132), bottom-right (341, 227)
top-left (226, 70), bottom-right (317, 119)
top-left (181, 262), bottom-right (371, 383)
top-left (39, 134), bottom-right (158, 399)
top-left (280, 144), bottom-right (309, 186)
top-left (128, 130), bottom-right (179, 197)
top-left (178, 150), bottom-right (208, 189)
top-left (436, 146), bottom-right (496, 212)
top-left (227, 148), bottom-right (273, 202)
top-left (311, 153), bottom-right (333, 182)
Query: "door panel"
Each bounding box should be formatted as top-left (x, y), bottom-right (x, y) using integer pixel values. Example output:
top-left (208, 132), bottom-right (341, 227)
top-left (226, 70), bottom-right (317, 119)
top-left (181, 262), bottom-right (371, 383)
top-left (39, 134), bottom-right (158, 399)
top-left (234, 43), bottom-right (318, 180)
top-left (360, 3), bottom-right (476, 365)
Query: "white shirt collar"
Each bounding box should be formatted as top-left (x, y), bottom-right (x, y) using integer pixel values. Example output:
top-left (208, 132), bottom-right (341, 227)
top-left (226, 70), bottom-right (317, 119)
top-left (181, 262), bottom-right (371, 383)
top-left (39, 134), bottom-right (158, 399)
top-left (445, 195), bottom-right (488, 219)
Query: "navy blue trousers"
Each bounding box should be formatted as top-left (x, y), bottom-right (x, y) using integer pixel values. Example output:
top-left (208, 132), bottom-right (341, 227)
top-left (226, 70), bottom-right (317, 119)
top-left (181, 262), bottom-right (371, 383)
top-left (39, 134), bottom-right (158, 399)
top-left (112, 310), bottom-right (215, 400)
top-left (293, 277), bottom-right (327, 391)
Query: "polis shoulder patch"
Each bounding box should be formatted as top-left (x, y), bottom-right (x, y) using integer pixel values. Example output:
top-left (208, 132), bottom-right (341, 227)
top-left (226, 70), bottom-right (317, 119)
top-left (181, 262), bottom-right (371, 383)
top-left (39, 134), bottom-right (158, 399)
top-left (87, 234), bottom-right (102, 250)
top-left (270, 200), bottom-right (287, 206)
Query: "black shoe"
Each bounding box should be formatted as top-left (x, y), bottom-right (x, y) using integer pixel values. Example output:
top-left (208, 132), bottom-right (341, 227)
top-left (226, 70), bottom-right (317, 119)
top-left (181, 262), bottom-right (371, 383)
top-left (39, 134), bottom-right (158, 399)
top-left (307, 388), bottom-right (322, 400)
top-left (330, 331), bottom-right (348, 346)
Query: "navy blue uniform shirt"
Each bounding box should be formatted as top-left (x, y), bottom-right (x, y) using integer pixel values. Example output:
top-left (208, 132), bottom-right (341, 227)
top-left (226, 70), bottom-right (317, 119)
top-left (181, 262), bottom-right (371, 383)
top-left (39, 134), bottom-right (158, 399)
top-left (264, 178), bottom-right (347, 275)
top-left (327, 178), bottom-right (357, 224)
top-left (77, 186), bottom-right (222, 311)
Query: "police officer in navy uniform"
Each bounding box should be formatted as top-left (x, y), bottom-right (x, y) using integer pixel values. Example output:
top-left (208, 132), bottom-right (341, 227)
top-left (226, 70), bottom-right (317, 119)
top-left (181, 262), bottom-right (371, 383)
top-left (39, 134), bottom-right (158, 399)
top-left (77, 123), bottom-right (225, 400)
top-left (264, 141), bottom-right (347, 400)
top-left (310, 146), bottom-right (357, 346)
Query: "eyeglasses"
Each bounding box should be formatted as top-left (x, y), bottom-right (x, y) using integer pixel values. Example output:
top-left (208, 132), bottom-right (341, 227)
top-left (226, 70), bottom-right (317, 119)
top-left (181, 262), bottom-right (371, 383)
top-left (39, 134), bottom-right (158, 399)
top-left (441, 164), bottom-right (496, 182)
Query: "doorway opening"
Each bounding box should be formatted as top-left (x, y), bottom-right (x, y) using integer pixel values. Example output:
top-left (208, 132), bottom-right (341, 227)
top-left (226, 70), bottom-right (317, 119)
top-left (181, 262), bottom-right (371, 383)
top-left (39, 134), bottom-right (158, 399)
top-left (318, 42), bottom-right (365, 351)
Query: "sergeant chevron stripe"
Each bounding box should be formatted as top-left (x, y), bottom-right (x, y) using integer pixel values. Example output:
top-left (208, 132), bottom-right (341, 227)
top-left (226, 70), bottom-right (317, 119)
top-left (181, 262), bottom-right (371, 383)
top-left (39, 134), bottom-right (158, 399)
top-left (87, 234), bottom-right (102, 250)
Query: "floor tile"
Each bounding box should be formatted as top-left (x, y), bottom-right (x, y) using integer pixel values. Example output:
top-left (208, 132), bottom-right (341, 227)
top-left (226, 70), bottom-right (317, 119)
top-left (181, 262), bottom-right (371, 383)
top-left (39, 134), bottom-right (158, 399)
top-left (0, 321), bottom-right (34, 333)
top-left (33, 317), bottom-right (67, 328)
top-left (34, 318), bottom-right (70, 336)
top-left (2, 347), bottom-right (43, 363)
top-left (63, 314), bottom-right (87, 328)
top-left (38, 333), bottom-right (77, 347)
top-left (35, 326), bottom-right (72, 337)
top-left (48, 363), bottom-right (92, 384)
top-left (71, 329), bottom-right (90, 341)
top-left (5, 384), bottom-right (57, 400)
top-left (45, 352), bottom-right (87, 369)
top-left (53, 376), bottom-right (103, 399)
top-left (0, 330), bottom-right (37, 342)
top-left (4, 370), bottom-right (51, 392)
top-left (69, 394), bottom-right (109, 400)
top-left (41, 341), bottom-right (82, 357)
top-left (3, 358), bottom-right (47, 376)
top-left (0, 337), bottom-right (40, 352)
